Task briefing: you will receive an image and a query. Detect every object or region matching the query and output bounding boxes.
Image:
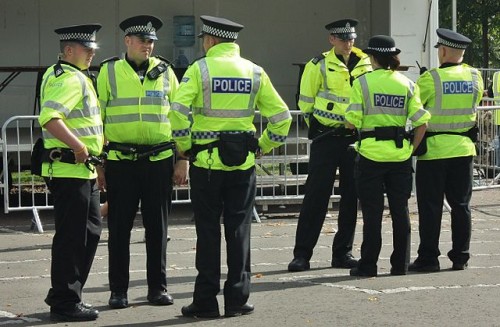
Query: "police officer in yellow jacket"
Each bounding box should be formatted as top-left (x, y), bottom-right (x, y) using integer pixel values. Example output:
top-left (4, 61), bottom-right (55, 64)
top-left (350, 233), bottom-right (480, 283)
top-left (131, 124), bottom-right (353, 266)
top-left (288, 19), bottom-right (372, 272)
top-left (96, 15), bottom-right (180, 308)
top-left (170, 16), bottom-right (292, 318)
top-left (409, 29), bottom-right (484, 272)
top-left (40, 24), bottom-right (103, 322)
top-left (345, 35), bottom-right (430, 277)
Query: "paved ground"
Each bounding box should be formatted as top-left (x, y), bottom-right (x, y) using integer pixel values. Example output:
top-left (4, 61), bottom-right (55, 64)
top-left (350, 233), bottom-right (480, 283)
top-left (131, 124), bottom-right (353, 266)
top-left (1, 188), bottom-right (500, 326)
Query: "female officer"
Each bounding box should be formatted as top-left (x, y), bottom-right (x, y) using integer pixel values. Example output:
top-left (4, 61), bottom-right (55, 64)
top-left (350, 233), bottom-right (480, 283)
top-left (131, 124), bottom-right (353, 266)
top-left (345, 35), bottom-right (430, 277)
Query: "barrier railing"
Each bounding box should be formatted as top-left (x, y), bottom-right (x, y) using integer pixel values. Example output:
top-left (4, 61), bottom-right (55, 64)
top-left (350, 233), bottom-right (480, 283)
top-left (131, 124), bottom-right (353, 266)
top-left (2, 105), bottom-right (500, 232)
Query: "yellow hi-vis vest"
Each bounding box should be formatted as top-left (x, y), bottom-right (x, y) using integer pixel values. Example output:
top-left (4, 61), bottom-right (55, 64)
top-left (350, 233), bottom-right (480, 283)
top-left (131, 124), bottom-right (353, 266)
top-left (416, 64), bottom-right (484, 160)
top-left (345, 69), bottom-right (430, 162)
top-left (170, 42), bottom-right (292, 171)
top-left (97, 56), bottom-right (179, 161)
top-left (492, 71), bottom-right (500, 125)
top-left (38, 62), bottom-right (104, 179)
top-left (298, 47), bottom-right (372, 127)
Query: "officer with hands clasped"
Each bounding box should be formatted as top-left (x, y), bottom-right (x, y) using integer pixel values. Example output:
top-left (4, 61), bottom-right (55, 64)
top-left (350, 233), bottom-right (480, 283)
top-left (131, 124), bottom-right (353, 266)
top-left (39, 24), bottom-right (104, 322)
top-left (170, 15), bottom-right (292, 318)
top-left (288, 19), bottom-right (372, 272)
top-left (409, 28), bottom-right (484, 272)
top-left (345, 35), bottom-right (430, 277)
top-left (97, 15), bottom-right (182, 309)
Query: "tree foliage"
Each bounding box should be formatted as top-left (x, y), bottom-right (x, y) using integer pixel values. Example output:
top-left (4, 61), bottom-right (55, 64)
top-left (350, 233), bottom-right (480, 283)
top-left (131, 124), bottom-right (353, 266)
top-left (439, 0), bottom-right (500, 68)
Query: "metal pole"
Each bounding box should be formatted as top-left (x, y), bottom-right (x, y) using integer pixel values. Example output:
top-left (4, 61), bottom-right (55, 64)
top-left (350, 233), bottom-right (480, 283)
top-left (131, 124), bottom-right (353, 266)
top-left (452, 0), bottom-right (457, 31)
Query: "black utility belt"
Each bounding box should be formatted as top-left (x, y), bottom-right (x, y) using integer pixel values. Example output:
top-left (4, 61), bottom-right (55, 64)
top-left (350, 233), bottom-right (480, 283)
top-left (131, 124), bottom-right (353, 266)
top-left (359, 126), bottom-right (408, 148)
top-left (188, 133), bottom-right (259, 167)
top-left (106, 141), bottom-right (176, 159)
top-left (41, 148), bottom-right (76, 164)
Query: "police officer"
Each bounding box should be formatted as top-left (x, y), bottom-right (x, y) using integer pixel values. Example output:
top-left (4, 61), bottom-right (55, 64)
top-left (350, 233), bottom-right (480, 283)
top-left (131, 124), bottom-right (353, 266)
top-left (288, 19), bottom-right (372, 272)
top-left (40, 24), bottom-right (103, 321)
top-left (96, 15), bottom-right (181, 308)
top-left (345, 35), bottom-right (430, 277)
top-left (170, 15), bottom-right (292, 318)
top-left (410, 29), bottom-right (484, 272)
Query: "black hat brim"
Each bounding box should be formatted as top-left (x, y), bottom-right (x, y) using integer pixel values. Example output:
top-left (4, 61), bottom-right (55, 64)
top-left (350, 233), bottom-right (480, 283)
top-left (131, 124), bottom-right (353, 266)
top-left (363, 48), bottom-right (401, 56)
top-left (334, 32), bottom-right (357, 40)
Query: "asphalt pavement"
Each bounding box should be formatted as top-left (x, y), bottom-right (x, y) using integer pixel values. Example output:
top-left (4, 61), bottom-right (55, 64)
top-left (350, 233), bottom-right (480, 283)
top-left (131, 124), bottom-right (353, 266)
top-left (1, 188), bottom-right (500, 326)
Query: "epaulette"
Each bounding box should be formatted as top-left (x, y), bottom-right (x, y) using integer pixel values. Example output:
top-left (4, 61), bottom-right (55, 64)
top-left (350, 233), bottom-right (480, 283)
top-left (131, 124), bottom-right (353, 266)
top-left (155, 55), bottom-right (173, 66)
top-left (53, 63), bottom-right (65, 77)
top-left (311, 54), bottom-right (326, 65)
top-left (99, 56), bottom-right (120, 67)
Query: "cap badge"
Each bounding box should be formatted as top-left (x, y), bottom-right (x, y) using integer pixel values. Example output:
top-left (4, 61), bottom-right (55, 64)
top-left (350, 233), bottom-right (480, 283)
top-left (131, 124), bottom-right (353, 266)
top-left (346, 22), bottom-right (350, 28)
top-left (147, 21), bottom-right (152, 29)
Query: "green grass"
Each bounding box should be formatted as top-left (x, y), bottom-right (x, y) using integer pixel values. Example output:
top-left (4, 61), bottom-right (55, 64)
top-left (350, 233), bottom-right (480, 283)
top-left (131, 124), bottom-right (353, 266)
top-left (11, 171), bottom-right (45, 184)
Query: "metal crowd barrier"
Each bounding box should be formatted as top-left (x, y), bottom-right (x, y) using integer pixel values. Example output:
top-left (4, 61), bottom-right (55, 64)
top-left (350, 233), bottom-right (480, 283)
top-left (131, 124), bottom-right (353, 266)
top-left (2, 105), bottom-right (500, 232)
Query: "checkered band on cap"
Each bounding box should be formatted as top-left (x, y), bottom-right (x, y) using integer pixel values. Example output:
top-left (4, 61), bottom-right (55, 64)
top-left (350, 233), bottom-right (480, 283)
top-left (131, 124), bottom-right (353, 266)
top-left (329, 23), bottom-right (356, 34)
top-left (125, 23), bottom-right (156, 35)
top-left (437, 37), bottom-right (468, 49)
top-left (366, 46), bottom-right (397, 52)
top-left (202, 24), bottom-right (238, 39)
top-left (59, 31), bottom-right (96, 42)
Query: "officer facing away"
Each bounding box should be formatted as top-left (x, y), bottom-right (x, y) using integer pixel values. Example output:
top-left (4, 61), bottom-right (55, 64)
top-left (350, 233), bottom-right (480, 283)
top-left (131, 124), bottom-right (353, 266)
top-left (97, 15), bottom-right (181, 309)
top-left (345, 35), bottom-right (430, 277)
top-left (288, 19), bottom-right (372, 272)
top-left (170, 15), bottom-right (292, 318)
top-left (410, 28), bottom-right (484, 272)
top-left (40, 24), bottom-right (104, 322)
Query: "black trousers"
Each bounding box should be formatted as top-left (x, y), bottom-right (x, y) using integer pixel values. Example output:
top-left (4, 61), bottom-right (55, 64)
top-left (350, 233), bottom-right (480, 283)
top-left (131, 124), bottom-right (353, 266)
top-left (44, 178), bottom-right (102, 310)
top-left (293, 135), bottom-right (358, 261)
top-left (355, 156), bottom-right (412, 273)
top-left (415, 156), bottom-right (473, 265)
top-left (189, 165), bottom-right (255, 308)
top-left (106, 157), bottom-right (173, 293)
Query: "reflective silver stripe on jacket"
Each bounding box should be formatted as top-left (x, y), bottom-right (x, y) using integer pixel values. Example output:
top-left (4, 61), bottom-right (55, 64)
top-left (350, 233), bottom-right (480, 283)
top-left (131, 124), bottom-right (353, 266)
top-left (107, 97), bottom-right (168, 107)
top-left (43, 125), bottom-right (103, 140)
top-left (171, 103), bottom-right (191, 116)
top-left (267, 110), bottom-right (292, 124)
top-left (105, 113), bottom-right (169, 124)
top-left (299, 95), bottom-right (314, 103)
top-left (196, 58), bottom-right (260, 118)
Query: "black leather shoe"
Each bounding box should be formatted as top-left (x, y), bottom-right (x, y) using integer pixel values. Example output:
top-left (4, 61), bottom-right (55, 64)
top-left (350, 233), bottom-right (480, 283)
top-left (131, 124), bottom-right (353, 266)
top-left (408, 261), bottom-right (440, 273)
top-left (50, 303), bottom-right (99, 322)
top-left (332, 255), bottom-right (358, 268)
top-left (452, 262), bottom-right (468, 270)
top-left (350, 267), bottom-right (377, 277)
top-left (390, 268), bottom-right (407, 276)
top-left (109, 292), bottom-right (128, 309)
top-left (147, 291), bottom-right (174, 305)
top-left (181, 303), bottom-right (220, 318)
top-left (288, 257), bottom-right (310, 272)
top-left (225, 303), bottom-right (254, 317)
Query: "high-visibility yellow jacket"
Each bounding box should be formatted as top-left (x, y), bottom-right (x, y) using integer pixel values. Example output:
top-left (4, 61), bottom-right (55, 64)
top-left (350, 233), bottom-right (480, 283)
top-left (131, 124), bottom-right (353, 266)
top-left (170, 42), bottom-right (292, 171)
top-left (97, 56), bottom-right (179, 161)
top-left (298, 47), bottom-right (372, 127)
top-left (39, 61), bottom-right (104, 179)
top-left (346, 69), bottom-right (430, 162)
top-left (416, 63), bottom-right (484, 160)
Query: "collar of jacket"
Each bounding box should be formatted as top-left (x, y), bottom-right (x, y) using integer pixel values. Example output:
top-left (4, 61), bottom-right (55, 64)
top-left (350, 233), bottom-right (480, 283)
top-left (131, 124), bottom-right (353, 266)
top-left (206, 42), bottom-right (241, 58)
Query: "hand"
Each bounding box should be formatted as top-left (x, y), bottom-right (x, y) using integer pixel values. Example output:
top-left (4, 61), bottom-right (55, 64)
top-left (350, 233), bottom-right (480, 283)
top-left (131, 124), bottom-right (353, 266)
top-left (173, 159), bottom-right (189, 186)
top-left (73, 145), bottom-right (89, 164)
top-left (255, 147), bottom-right (263, 159)
top-left (96, 166), bottom-right (106, 192)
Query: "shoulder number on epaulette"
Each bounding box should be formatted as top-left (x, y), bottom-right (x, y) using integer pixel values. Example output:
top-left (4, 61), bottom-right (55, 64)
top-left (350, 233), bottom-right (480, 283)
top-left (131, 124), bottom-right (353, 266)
top-left (311, 54), bottom-right (326, 65)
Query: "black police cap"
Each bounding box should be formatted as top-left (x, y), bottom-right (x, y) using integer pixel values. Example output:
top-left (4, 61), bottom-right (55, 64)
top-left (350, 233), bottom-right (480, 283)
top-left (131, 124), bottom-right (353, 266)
top-left (363, 35), bottom-right (401, 56)
top-left (54, 24), bottom-right (101, 49)
top-left (198, 15), bottom-right (244, 40)
top-left (119, 15), bottom-right (163, 40)
top-left (434, 28), bottom-right (471, 49)
top-left (325, 18), bottom-right (358, 40)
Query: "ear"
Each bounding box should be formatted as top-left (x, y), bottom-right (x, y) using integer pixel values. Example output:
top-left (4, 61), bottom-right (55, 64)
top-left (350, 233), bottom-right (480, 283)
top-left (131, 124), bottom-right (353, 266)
top-left (328, 34), bottom-right (335, 46)
top-left (124, 35), bottom-right (132, 47)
